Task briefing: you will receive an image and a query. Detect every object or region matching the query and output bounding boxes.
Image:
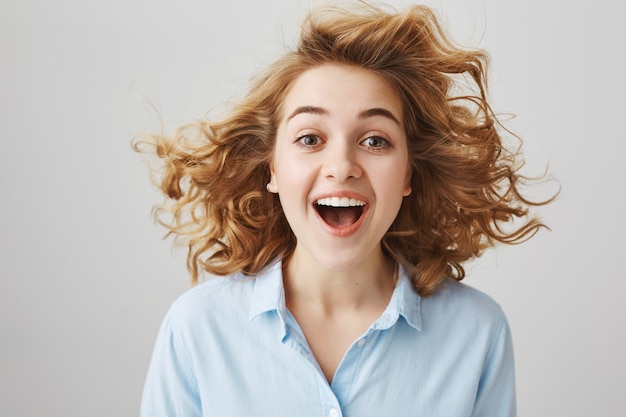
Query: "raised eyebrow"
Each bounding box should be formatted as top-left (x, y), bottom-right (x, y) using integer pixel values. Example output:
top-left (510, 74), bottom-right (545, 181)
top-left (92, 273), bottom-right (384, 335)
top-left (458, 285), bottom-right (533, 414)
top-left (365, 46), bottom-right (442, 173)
top-left (286, 106), bottom-right (328, 121)
top-left (359, 108), bottom-right (401, 126)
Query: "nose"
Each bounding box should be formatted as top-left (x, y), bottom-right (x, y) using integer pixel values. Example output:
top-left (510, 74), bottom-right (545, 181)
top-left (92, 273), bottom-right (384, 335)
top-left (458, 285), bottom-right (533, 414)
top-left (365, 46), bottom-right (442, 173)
top-left (321, 140), bottom-right (362, 182)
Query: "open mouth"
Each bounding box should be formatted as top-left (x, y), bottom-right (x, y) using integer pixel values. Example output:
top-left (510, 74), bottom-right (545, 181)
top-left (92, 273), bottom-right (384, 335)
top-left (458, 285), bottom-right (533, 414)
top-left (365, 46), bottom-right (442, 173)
top-left (315, 197), bottom-right (366, 229)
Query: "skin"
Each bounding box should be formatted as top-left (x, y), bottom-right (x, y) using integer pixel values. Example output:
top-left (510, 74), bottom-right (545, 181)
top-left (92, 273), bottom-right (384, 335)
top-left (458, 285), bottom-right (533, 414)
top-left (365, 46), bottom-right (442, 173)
top-left (267, 64), bottom-right (412, 382)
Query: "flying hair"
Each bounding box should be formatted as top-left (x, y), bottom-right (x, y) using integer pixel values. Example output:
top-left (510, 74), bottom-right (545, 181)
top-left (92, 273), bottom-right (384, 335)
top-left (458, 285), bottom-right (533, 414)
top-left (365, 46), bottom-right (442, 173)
top-left (134, 1), bottom-right (555, 296)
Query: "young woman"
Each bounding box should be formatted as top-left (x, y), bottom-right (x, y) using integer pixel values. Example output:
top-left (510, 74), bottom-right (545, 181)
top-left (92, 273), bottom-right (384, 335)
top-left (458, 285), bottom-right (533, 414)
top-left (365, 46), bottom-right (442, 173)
top-left (137, 3), bottom-right (550, 416)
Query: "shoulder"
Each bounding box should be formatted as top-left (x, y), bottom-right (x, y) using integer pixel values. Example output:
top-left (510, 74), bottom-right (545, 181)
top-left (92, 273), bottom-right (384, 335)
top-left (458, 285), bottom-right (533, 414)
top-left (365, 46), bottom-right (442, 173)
top-left (164, 273), bottom-right (255, 328)
top-left (427, 278), bottom-right (504, 314)
top-left (431, 278), bottom-right (503, 310)
top-left (420, 278), bottom-right (508, 332)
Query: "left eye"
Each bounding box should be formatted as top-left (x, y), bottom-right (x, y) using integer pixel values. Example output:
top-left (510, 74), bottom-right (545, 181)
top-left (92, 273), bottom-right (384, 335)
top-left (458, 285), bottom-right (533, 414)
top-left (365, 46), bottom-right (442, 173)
top-left (361, 136), bottom-right (389, 148)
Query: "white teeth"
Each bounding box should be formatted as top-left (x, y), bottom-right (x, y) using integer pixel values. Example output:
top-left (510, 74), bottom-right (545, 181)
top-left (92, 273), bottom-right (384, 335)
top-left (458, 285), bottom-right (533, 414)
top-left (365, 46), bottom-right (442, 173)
top-left (316, 197), bottom-right (366, 207)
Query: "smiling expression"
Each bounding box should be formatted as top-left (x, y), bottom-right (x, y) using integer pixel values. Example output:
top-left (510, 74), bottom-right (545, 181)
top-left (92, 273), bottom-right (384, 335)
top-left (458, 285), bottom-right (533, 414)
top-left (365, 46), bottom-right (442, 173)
top-left (268, 64), bottom-right (412, 272)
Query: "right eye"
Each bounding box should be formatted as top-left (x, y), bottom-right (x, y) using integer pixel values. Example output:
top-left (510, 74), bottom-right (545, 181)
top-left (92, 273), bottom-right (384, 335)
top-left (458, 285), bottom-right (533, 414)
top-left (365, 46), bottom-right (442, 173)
top-left (295, 134), bottom-right (322, 148)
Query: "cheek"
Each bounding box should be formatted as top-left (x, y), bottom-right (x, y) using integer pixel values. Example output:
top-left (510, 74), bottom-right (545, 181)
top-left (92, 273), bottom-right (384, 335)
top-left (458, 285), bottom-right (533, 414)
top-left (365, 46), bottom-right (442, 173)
top-left (386, 153), bottom-right (410, 184)
top-left (377, 161), bottom-right (412, 204)
top-left (271, 152), bottom-right (310, 193)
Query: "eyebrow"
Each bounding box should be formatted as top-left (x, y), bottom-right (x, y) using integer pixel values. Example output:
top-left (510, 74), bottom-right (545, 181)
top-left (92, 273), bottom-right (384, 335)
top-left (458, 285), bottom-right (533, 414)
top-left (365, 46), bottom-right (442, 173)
top-left (359, 108), bottom-right (401, 126)
top-left (286, 106), bottom-right (328, 121)
top-left (286, 106), bottom-right (401, 126)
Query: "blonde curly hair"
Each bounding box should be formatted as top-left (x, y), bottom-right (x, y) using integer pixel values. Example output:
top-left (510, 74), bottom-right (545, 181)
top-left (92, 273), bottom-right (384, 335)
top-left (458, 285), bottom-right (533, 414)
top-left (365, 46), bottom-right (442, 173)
top-left (135, 2), bottom-right (553, 296)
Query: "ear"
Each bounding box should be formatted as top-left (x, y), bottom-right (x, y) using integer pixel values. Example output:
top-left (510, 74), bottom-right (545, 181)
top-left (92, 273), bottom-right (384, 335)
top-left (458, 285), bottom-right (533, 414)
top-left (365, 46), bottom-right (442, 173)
top-left (267, 160), bottom-right (278, 193)
top-left (403, 163), bottom-right (412, 196)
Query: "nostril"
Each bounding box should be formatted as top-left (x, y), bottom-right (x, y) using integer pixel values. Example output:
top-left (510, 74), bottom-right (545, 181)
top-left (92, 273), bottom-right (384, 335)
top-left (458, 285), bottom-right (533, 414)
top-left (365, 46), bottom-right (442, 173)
top-left (321, 159), bottom-right (362, 181)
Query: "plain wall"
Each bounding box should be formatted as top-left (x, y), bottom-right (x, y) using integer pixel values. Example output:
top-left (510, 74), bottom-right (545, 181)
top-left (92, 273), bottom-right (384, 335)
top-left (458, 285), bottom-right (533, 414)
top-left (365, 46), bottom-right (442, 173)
top-left (1, 0), bottom-right (624, 416)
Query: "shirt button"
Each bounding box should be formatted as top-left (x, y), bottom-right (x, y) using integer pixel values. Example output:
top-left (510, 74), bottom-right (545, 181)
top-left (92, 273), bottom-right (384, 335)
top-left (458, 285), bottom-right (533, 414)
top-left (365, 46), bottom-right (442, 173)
top-left (357, 338), bottom-right (366, 347)
top-left (329, 408), bottom-right (340, 417)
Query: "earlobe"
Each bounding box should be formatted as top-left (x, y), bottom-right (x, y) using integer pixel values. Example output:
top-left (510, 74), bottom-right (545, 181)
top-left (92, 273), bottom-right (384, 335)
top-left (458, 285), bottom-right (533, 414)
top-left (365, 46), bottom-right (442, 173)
top-left (403, 167), bottom-right (412, 196)
top-left (267, 162), bottom-right (278, 193)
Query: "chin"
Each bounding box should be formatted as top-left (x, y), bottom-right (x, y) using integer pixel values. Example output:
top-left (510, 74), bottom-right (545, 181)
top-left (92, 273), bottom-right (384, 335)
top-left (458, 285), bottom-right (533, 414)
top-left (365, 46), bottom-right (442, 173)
top-left (310, 244), bottom-right (383, 272)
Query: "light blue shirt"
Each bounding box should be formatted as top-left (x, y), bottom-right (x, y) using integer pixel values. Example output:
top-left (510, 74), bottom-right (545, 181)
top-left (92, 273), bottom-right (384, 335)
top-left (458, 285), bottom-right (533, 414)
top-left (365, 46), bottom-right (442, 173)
top-left (141, 261), bottom-right (516, 416)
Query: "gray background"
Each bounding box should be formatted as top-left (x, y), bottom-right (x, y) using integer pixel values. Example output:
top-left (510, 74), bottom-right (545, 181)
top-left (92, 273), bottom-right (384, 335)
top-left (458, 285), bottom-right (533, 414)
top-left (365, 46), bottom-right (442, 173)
top-left (1, 0), bottom-right (623, 416)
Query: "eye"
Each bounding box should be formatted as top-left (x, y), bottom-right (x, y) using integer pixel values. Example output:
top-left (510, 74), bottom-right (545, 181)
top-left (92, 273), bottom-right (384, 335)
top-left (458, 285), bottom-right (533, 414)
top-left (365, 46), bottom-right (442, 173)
top-left (295, 134), bottom-right (323, 148)
top-left (361, 135), bottom-right (390, 150)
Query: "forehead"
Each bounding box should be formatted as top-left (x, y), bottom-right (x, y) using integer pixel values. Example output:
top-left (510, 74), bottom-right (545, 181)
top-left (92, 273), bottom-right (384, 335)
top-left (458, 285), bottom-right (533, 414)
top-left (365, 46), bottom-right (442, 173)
top-left (280, 64), bottom-right (403, 122)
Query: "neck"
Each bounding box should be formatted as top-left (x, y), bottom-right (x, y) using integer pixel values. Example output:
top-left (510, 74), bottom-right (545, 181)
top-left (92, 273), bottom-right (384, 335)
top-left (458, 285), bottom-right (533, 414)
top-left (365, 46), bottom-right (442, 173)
top-left (282, 245), bottom-right (397, 314)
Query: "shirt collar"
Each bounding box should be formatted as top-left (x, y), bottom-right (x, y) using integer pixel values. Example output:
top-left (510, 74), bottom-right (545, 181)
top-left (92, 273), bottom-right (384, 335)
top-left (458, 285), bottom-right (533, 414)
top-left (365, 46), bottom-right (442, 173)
top-left (248, 260), bottom-right (422, 332)
top-left (371, 263), bottom-right (422, 331)
top-left (248, 260), bottom-right (285, 321)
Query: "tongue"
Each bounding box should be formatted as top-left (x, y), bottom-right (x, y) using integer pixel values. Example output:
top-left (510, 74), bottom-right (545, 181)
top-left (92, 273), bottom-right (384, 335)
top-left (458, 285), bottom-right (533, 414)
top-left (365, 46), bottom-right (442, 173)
top-left (318, 206), bottom-right (361, 228)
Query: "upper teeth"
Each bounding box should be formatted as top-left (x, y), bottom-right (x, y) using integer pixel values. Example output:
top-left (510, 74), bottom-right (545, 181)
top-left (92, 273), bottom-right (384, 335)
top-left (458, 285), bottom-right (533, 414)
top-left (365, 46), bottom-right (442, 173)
top-left (316, 197), bottom-right (366, 207)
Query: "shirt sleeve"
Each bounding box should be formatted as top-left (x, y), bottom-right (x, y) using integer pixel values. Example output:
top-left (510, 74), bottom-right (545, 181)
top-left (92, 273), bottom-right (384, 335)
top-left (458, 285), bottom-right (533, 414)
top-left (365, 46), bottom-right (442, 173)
top-left (140, 313), bottom-right (202, 417)
top-left (472, 313), bottom-right (517, 417)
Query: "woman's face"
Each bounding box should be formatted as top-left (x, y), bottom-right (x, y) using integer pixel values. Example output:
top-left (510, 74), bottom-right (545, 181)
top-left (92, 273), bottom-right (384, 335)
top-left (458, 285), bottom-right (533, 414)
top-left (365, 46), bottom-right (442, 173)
top-left (269, 64), bottom-right (412, 272)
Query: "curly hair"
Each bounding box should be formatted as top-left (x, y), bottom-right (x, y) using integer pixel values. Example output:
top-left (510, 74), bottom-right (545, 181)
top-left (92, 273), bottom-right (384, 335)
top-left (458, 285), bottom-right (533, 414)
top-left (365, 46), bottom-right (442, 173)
top-left (135, 2), bottom-right (553, 296)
